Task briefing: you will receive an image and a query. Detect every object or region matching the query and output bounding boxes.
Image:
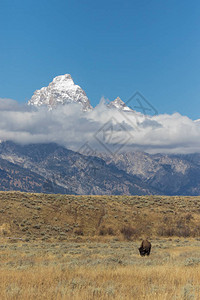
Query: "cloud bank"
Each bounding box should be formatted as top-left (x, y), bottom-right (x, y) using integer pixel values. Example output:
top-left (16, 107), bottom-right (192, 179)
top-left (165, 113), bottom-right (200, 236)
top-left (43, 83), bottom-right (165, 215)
top-left (0, 98), bottom-right (200, 154)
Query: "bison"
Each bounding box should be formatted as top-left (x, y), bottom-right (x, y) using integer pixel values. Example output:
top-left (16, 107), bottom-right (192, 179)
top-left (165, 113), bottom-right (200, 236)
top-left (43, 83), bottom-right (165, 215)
top-left (138, 239), bottom-right (151, 256)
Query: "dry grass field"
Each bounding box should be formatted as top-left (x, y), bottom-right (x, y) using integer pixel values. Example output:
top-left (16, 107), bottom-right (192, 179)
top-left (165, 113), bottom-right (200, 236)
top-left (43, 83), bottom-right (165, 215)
top-left (1, 239), bottom-right (200, 299)
top-left (0, 192), bottom-right (200, 299)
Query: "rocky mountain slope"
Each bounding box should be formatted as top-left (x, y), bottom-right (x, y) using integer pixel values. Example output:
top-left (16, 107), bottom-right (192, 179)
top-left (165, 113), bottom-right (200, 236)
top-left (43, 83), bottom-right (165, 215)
top-left (0, 141), bottom-right (156, 195)
top-left (0, 141), bottom-right (200, 195)
top-left (97, 152), bottom-right (200, 195)
top-left (0, 156), bottom-right (69, 194)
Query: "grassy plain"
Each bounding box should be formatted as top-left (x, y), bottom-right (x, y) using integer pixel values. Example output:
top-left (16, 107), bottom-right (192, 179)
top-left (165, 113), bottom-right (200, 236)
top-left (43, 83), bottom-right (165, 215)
top-left (0, 192), bottom-right (200, 299)
top-left (1, 239), bottom-right (200, 299)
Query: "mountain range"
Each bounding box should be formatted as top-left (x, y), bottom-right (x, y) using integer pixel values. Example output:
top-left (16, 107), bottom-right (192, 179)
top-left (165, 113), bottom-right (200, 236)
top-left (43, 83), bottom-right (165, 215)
top-left (0, 74), bottom-right (200, 195)
top-left (0, 141), bottom-right (156, 195)
top-left (0, 141), bottom-right (200, 195)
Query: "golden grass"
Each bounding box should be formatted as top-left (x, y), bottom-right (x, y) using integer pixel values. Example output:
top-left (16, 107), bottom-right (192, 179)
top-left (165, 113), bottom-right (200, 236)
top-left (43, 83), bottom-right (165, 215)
top-left (1, 265), bottom-right (200, 300)
top-left (1, 259), bottom-right (200, 299)
top-left (0, 238), bottom-right (200, 299)
top-left (0, 192), bottom-right (200, 298)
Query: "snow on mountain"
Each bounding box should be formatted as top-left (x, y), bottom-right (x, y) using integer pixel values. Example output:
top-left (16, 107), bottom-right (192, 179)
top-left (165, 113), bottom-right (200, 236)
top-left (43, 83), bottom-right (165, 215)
top-left (107, 97), bottom-right (133, 111)
top-left (28, 74), bottom-right (93, 111)
top-left (28, 75), bottom-right (136, 113)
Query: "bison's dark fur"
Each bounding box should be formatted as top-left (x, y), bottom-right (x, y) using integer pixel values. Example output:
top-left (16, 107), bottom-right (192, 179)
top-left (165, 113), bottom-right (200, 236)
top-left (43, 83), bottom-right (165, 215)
top-left (138, 239), bottom-right (151, 256)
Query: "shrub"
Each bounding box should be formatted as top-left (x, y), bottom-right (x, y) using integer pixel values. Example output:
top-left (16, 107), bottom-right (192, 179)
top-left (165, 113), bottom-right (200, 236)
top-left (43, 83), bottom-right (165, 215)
top-left (158, 225), bottom-right (191, 237)
top-left (99, 226), bottom-right (114, 236)
top-left (33, 225), bottom-right (41, 229)
top-left (120, 226), bottom-right (136, 240)
top-left (74, 229), bottom-right (84, 236)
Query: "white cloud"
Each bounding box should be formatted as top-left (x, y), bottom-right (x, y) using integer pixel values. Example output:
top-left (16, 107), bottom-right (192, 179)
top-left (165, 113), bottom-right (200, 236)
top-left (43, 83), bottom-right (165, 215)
top-left (0, 97), bottom-right (200, 154)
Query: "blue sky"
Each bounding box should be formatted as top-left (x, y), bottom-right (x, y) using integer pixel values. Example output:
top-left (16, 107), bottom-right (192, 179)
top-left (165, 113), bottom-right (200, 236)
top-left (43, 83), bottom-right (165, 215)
top-left (0, 0), bottom-right (200, 119)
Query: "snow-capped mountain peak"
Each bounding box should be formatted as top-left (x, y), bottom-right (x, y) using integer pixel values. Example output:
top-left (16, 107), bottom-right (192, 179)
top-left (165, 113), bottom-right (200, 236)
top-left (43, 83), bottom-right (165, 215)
top-left (28, 74), bottom-right (93, 111)
top-left (107, 97), bottom-right (132, 111)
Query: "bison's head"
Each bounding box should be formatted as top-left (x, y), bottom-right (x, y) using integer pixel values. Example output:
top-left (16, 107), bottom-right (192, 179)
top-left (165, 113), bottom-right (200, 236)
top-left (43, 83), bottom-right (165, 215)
top-left (138, 246), bottom-right (146, 256)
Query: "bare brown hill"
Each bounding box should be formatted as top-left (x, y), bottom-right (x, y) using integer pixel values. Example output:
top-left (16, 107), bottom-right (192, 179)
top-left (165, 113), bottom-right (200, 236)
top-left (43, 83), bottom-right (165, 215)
top-left (0, 192), bottom-right (200, 241)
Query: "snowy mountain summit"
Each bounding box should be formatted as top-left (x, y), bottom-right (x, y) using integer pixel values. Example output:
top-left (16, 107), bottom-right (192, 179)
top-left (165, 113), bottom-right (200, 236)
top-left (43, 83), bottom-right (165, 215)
top-left (28, 74), bottom-right (135, 113)
top-left (28, 74), bottom-right (93, 111)
top-left (107, 97), bottom-right (132, 111)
